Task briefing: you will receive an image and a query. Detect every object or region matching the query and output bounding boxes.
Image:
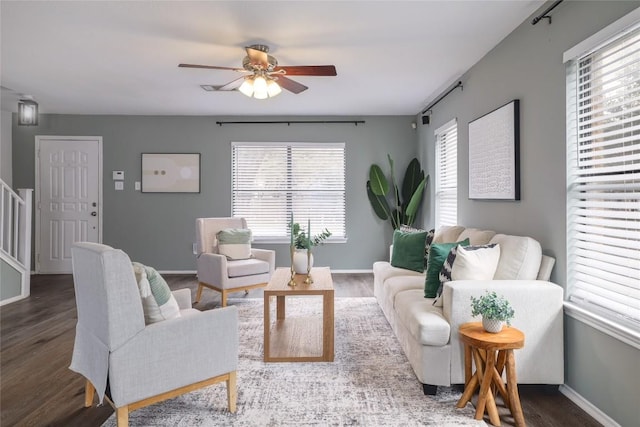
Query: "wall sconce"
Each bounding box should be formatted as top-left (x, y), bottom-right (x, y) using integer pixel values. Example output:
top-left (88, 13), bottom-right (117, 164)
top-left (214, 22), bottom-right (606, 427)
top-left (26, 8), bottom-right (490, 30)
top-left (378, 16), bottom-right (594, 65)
top-left (18, 99), bottom-right (38, 126)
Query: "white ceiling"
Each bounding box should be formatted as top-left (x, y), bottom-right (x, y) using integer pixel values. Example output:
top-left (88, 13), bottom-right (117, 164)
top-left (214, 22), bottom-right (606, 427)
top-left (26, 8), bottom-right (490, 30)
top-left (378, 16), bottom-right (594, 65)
top-left (1, 1), bottom-right (543, 116)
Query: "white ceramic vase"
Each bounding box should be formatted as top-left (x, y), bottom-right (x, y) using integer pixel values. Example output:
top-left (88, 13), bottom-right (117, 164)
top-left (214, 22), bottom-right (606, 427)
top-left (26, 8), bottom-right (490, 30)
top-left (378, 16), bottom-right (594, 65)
top-left (292, 249), bottom-right (314, 274)
top-left (482, 317), bottom-right (504, 333)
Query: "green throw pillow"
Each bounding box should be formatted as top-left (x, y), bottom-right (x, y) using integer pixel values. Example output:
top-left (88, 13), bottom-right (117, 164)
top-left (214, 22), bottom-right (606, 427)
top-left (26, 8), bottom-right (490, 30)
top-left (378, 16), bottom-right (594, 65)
top-left (390, 229), bottom-right (428, 273)
top-left (424, 239), bottom-right (470, 298)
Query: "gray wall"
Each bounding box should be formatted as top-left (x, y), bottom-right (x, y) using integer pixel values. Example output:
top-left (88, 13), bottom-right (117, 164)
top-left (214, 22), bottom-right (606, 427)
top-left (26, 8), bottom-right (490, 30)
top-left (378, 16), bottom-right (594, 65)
top-left (0, 259), bottom-right (21, 301)
top-left (417, 2), bottom-right (639, 426)
top-left (12, 115), bottom-right (418, 271)
top-left (1, 111), bottom-right (11, 185)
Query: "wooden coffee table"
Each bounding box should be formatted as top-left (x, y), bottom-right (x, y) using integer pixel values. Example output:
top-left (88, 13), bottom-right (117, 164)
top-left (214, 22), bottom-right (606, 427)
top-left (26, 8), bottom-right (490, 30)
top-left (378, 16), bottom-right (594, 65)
top-left (263, 267), bottom-right (334, 362)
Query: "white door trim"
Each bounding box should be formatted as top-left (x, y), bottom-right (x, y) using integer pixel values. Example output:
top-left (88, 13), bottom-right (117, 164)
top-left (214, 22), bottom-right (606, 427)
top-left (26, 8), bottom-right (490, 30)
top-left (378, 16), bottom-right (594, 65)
top-left (35, 135), bottom-right (103, 273)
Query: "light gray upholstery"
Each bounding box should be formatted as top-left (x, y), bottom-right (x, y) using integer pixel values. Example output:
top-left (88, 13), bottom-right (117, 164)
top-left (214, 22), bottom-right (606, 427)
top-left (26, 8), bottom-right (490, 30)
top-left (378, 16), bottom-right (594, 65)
top-left (195, 217), bottom-right (275, 306)
top-left (373, 226), bottom-right (564, 389)
top-left (69, 242), bottom-right (238, 408)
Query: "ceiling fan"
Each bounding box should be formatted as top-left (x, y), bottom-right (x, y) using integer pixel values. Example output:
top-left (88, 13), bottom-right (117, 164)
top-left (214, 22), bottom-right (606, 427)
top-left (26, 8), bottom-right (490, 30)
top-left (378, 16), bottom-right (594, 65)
top-left (179, 44), bottom-right (337, 99)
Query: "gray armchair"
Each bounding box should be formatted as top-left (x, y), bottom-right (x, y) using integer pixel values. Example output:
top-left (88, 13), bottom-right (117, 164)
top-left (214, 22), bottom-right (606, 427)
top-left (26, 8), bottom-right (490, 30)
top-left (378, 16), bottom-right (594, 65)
top-left (70, 242), bottom-right (238, 427)
top-left (195, 217), bottom-right (275, 307)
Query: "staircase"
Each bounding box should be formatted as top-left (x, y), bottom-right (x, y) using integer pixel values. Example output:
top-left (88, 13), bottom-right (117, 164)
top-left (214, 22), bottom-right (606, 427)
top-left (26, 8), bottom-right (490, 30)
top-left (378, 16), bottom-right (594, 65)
top-left (1, 179), bottom-right (33, 306)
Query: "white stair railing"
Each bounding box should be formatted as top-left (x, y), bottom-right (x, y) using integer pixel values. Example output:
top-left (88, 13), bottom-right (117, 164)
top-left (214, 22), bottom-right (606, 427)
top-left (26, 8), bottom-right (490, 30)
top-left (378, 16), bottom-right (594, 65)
top-left (1, 179), bottom-right (33, 305)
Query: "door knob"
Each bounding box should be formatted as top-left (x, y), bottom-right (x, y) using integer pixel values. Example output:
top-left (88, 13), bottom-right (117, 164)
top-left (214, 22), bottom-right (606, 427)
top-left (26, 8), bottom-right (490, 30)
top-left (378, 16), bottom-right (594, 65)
top-left (91, 212), bottom-right (97, 217)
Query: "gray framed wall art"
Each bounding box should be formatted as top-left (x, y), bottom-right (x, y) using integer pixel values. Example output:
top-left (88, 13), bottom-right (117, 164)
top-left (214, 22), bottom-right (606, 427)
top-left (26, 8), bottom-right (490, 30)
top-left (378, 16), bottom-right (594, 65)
top-left (141, 153), bottom-right (201, 193)
top-left (468, 99), bottom-right (520, 200)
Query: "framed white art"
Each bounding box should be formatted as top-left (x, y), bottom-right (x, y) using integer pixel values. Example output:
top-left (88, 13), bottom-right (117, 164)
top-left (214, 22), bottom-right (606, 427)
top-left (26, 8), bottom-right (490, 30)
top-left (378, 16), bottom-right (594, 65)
top-left (468, 99), bottom-right (520, 200)
top-left (141, 153), bottom-right (201, 193)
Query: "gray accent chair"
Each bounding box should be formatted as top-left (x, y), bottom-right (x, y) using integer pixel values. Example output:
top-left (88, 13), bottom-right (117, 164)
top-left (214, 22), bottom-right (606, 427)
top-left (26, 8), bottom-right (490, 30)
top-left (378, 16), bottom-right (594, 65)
top-left (69, 242), bottom-right (238, 427)
top-left (195, 217), bottom-right (275, 306)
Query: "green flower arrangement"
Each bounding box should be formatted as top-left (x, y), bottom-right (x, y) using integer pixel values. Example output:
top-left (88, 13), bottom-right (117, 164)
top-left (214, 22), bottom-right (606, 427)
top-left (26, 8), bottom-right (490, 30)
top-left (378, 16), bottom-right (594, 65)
top-left (291, 223), bottom-right (332, 250)
top-left (470, 291), bottom-right (515, 325)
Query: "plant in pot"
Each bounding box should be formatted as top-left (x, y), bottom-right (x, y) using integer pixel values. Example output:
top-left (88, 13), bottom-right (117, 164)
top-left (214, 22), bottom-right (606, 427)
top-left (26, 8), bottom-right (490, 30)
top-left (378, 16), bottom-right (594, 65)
top-left (291, 223), bottom-right (331, 274)
top-left (366, 155), bottom-right (428, 230)
top-left (470, 291), bottom-right (515, 333)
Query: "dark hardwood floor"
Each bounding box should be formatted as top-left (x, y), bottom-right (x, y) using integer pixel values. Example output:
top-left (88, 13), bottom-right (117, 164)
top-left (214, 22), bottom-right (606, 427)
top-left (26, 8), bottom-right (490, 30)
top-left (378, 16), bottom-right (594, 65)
top-left (1, 273), bottom-right (599, 427)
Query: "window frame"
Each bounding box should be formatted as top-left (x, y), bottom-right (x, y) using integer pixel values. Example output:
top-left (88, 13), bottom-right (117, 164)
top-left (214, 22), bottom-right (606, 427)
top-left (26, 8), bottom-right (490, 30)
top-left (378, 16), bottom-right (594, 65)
top-left (564, 10), bottom-right (640, 349)
top-left (231, 141), bottom-right (347, 244)
top-left (434, 119), bottom-right (458, 229)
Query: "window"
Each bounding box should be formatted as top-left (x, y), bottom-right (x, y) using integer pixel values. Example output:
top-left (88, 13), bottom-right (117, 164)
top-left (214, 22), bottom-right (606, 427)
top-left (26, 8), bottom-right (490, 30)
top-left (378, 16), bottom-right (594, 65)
top-left (231, 142), bottom-right (346, 242)
top-left (566, 22), bottom-right (640, 340)
top-left (434, 119), bottom-right (458, 228)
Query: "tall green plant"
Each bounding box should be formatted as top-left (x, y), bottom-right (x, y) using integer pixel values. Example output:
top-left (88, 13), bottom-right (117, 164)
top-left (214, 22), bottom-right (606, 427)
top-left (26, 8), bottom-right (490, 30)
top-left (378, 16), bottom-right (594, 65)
top-left (366, 155), bottom-right (428, 230)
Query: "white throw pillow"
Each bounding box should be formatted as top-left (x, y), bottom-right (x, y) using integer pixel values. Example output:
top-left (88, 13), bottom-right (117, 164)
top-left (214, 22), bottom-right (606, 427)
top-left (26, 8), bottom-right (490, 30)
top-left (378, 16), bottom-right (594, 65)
top-left (451, 244), bottom-right (501, 281)
top-left (132, 262), bottom-right (181, 324)
top-left (217, 228), bottom-right (252, 260)
top-left (432, 244), bottom-right (500, 307)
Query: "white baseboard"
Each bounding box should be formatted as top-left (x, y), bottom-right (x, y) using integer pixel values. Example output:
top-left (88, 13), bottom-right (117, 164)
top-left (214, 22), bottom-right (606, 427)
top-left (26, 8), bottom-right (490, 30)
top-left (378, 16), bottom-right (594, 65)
top-left (158, 270), bottom-right (197, 275)
top-left (559, 385), bottom-right (620, 427)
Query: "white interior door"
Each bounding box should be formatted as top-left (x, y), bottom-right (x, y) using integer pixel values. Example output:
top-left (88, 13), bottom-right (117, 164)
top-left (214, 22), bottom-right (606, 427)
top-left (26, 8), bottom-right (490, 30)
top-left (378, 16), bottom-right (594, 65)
top-left (36, 136), bottom-right (102, 273)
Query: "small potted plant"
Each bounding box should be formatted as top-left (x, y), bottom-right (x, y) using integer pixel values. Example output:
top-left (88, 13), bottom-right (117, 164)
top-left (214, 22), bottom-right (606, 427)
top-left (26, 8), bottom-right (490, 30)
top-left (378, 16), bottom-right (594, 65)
top-left (470, 291), bottom-right (515, 333)
top-left (291, 223), bottom-right (331, 273)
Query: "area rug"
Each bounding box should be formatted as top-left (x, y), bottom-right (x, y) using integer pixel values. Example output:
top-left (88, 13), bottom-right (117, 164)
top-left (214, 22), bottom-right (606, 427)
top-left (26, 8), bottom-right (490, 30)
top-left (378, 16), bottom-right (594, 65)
top-left (102, 297), bottom-right (485, 426)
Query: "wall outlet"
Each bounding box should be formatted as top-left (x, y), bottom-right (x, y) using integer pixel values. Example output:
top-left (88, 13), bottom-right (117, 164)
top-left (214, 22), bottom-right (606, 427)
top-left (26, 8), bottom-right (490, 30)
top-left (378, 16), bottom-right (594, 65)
top-left (115, 181), bottom-right (124, 191)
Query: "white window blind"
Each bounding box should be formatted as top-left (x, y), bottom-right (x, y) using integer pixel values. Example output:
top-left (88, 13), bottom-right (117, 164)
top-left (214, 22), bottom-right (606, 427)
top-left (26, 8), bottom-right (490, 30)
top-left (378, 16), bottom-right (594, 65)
top-left (566, 26), bottom-right (640, 331)
top-left (435, 119), bottom-right (458, 228)
top-left (231, 142), bottom-right (346, 241)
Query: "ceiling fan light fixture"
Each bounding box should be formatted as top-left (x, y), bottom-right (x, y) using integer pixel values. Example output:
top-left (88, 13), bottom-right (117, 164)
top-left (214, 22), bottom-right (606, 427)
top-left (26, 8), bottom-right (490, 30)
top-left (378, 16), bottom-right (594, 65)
top-left (267, 78), bottom-right (282, 97)
top-left (253, 76), bottom-right (268, 99)
top-left (238, 77), bottom-right (254, 97)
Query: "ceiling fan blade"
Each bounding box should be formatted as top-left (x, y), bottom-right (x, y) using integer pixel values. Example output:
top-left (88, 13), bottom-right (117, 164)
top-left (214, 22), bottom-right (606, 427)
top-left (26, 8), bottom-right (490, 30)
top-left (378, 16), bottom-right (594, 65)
top-left (179, 63), bottom-right (245, 72)
top-left (245, 46), bottom-right (269, 68)
top-left (274, 65), bottom-right (337, 76)
top-left (216, 76), bottom-right (245, 91)
top-left (277, 76), bottom-right (308, 94)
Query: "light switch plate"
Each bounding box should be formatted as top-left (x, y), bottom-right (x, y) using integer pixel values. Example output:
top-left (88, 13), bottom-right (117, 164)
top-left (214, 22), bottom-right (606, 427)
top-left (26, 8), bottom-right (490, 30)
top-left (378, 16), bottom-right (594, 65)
top-left (113, 170), bottom-right (124, 180)
top-left (135, 181), bottom-right (141, 191)
top-left (115, 181), bottom-right (124, 191)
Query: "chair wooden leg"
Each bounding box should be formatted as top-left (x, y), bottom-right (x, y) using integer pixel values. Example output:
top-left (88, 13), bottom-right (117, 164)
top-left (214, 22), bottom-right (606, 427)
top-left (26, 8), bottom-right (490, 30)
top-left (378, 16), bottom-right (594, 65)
top-left (116, 406), bottom-right (129, 427)
top-left (195, 283), bottom-right (204, 304)
top-left (221, 290), bottom-right (228, 307)
top-left (84, 379), bottom-right (95, 407)
top-left (227, 371), bottom-right (237, 413)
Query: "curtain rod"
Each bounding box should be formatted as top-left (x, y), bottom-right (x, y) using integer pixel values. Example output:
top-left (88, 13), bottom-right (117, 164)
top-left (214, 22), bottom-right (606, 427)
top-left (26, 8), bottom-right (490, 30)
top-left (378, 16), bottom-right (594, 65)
top-left (531, 0), bottom-right (563, 25)
top-left (216, 120), bottom-right (365, 126)
top-left (421, 81), bottom-right (463, 115)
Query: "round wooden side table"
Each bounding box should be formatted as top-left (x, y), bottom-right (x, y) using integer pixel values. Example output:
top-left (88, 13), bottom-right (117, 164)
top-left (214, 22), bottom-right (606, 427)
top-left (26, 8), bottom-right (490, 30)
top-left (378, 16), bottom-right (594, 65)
top-left (456, 322), bottom-right (526, 427)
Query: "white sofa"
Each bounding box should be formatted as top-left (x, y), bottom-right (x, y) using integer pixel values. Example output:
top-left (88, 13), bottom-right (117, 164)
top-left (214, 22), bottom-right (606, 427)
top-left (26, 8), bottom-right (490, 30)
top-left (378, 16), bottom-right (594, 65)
top-left (373, 225), bottom-right (564, 394)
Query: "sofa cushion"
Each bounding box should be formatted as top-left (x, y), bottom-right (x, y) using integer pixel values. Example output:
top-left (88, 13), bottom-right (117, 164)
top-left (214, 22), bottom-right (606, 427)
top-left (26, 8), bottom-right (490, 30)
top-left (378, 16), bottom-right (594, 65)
top-left (457, 228), bottom-right (496, 246)
top-left (227, 258), bottom-right (270, 278)
top-left (383, 275), bottom-right (426, 311)
top-left (391, 229), bottom-right (428, 272)
top-left (433, 225), bottom-right (465, 243)
top-left (394, 289), bottom-right (451, 346)
top-left (489, 234), bottom-right (542, 280)
top-left (424, 239), bottom-right (469, 298)
top-left (373, 261), bottom-right (424, 289)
